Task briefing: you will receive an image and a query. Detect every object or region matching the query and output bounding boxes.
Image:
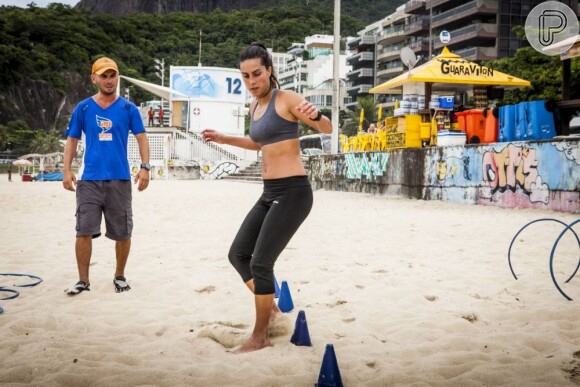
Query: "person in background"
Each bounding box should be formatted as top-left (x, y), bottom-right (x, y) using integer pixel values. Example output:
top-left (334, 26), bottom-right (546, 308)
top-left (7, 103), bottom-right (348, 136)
top-left (158, 106), bottom-right (164, 127)
top-left (62, 56), bottom-right (150, 296)
top-left (202, 43), bottom-right (332, 353)
top-left (367, 123), bottom-right (377, 134)
top-left (7, 161), bottom-right (12, 182)
top-left (148, 107), bottom-right (155, 126)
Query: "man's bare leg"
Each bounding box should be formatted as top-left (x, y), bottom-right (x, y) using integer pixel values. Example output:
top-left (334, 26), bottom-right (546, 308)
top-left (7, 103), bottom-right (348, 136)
top-left (234, 293), bottom-right (274, 353)
top-left (75, 236), bottom-right (92, 284)
top-left (115, 239), bottom-right (131, 278)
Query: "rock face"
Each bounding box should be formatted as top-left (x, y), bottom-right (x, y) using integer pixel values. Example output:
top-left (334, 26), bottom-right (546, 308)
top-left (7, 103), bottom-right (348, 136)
top-left (2, 72), bottom-right (91, 133)
top-left (75, 0), bottom-right (262, 16)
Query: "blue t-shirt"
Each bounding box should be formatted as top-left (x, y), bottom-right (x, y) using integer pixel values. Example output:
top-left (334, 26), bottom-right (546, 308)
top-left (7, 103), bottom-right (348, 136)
top-left (66, 97), bottom-right (146, 180)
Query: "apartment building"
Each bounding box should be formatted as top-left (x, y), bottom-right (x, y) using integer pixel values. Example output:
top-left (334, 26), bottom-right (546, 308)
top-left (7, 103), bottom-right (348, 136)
top-left (345, 21), bottom-right (381, 109)
top-left (411, 0), bottom-right (579, 61)
top-left (345, 0), bottom-right (578, 112)
top-left (278, 35), bottom-right (352, 111)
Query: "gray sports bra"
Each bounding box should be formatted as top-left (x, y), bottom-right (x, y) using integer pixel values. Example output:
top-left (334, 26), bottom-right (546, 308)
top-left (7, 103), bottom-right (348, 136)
top-left (249, 89), bottom-right (299, 146)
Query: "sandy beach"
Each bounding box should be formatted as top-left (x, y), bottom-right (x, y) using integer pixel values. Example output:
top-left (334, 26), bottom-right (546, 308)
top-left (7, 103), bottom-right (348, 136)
top-left (1, 177), bottom-right (579, 386)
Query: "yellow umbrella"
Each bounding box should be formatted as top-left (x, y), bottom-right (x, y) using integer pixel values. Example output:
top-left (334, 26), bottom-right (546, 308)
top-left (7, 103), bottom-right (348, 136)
top-left (358, 108), bottom-right (365, 132)
top-left (370, 46), bottom-right (531, 94)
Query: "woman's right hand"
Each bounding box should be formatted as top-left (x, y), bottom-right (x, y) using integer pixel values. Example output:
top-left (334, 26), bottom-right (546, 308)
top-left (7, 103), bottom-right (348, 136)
top-left (201, 129), bottom-right (225, 144)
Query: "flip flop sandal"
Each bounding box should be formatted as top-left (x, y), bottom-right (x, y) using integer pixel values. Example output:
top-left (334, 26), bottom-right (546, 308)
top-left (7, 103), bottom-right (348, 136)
top-left (65, 281), bottom-right (90, 295)
top-left (113, 276), bottom-right (131, 293)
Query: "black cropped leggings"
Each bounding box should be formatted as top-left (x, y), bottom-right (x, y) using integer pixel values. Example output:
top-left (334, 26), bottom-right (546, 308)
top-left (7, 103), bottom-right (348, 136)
top-left (228, 175), bottom-right (313, 295)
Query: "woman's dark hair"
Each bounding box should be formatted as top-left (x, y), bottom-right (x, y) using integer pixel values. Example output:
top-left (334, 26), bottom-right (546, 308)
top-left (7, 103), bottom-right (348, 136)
top-left (238, 42), bottom-right (280, 89)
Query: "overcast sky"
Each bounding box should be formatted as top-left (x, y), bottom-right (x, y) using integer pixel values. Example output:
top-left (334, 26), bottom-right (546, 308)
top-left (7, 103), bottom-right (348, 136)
top-left (0, 0), bottom-right (78, 7)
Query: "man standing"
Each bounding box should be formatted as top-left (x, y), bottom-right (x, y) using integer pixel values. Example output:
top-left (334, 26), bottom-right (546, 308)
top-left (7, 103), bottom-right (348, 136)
top-left (158, 106), bottom-right (164, 127)
top-left (63, 57), bottom-right (150, 295)
top-left (147, 106), bottom-right (154, 126)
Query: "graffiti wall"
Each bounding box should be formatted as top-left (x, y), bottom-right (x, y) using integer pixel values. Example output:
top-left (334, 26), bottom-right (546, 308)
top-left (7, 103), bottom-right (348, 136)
top-left (306, 139), bottom-right (580, 213)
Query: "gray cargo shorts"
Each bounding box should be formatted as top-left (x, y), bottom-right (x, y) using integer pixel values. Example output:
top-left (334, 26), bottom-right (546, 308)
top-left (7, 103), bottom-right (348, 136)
top-left (75, 180), bottom-right (133, 241)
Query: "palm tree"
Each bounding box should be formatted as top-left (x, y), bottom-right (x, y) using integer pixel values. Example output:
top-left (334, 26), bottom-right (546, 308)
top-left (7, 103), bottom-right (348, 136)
top-left (30, 130), bottom-right (64, 154)
top-left (341, 96), bottom-right (378, 137)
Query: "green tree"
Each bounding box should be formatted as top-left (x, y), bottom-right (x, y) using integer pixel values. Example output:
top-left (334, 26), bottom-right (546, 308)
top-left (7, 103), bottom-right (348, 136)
top-left (342, 96), bottom-right (377, 137)
top-left (5, 120), bottom-right (36, 155)
top-left (29, 130), bottom-right (64, 154)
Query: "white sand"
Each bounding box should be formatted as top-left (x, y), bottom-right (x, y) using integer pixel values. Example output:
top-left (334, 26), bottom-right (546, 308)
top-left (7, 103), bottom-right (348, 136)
top-left (1, 177), bottom-right (579, 386)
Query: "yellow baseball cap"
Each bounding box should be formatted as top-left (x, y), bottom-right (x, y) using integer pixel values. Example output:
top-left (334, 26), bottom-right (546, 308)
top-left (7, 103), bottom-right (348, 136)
top-left (92, 57), bottom-right (119, 75)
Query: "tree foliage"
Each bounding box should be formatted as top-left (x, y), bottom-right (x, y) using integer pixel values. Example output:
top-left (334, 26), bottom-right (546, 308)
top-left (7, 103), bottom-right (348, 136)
top-left (484, 48), bottom-right (580, 105)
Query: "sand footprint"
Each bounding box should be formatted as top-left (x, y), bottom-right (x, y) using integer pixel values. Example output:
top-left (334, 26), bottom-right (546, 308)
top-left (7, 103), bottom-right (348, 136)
top-left (195, 286), bottom-right (216, 294)
top-left (561, 350), bottom-right (580, 384)
top-left (269, 314), bottom-right (292, 338)
top-left (196, 321), bottom-right (248, 349)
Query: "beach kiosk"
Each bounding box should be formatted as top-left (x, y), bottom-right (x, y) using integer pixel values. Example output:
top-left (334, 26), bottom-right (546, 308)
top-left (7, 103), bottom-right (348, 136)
top-left (369, 47), bottom-right (531, 147)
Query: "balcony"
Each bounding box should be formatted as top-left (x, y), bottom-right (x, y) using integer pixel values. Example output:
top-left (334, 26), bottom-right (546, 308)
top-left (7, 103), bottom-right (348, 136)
top-left (455, 46), bottom-right (497, 61)
top-left (409, 40), bottom-right (430, 53)
top-left (347, 35), bottom-right (376, 50)
top-left (376, 25), bottom-right (407, 45)
top-left (426, 0), bottom-right (453, 9)
top-left (376, 66), bottom-right (404, 80)
top-left (405, 0), bottom-right (427, 14)
top-left (405, 18), bottom-right (430, 36)
top-left (346, 84), bottom-right (373, 95)
top-left (377, 44), bottom-right (406, 62)
top-left (347, 51), bottom-right (374, 66)
top-left (431, 0), bottom-right (498, 29)
top-left (434, 23), bottom-right (497, 49)
top-left (346, 68), bottom-right (374, 80)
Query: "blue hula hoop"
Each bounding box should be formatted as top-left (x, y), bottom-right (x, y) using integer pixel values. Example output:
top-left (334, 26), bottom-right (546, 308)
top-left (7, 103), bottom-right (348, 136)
top-left (549, 218), bottom-right (580, 301)
top-left (508, 218), bottom-right (580, 282)
top-left (0, 273), bottom-right (43, 287)
top-left (0, 274), bottom-right (43, 313)
top-left (0, 287), bottom-right (20, 301)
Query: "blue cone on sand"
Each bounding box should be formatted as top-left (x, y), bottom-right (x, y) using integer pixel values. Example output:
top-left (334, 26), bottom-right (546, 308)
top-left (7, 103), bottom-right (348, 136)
top-left (316, 344), bottom-right (343, 387)
top-left (277, 280), bottom-right (294, 313)
top-left (274, 275), bottom-right (281, 298)
top-left (290, 310), bottom-right (312, 346)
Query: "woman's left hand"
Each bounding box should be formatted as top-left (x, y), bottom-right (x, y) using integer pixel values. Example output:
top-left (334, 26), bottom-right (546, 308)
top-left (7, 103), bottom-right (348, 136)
top-left (295, 101), bottom-right (319, 120)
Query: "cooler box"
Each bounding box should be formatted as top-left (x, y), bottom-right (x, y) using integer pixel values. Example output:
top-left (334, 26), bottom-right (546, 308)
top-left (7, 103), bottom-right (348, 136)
top-left (498, 105), bottom-right (516, 142)
top-left (482, 108), bottom-right (498, 143)
top-left (22, 174), bottom-right (33, 182)
top-left (437, 130), bottom-right (466, 146)
top-left (438, 96), bottom-right (454, 109)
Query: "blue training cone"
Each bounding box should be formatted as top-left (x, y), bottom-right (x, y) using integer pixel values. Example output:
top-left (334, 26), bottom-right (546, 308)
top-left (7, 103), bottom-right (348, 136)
top-left (316, 344), bottom-right (343, 387)
top-left (290, 310), bottom-right (312, 346)
top-left (274, 275), bottom-right (281, 299)
top-left (277, 280), bottom-right (294, 313)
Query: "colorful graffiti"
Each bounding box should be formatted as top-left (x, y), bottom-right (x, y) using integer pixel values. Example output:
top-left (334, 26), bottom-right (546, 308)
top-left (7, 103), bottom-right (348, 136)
top-left (200, 161), bottom-right (239, 180)
top-left (481, 144), bottom-right (548, 204)
top-left (555, 141), bottom-right (580, 165)
top-left (344, 153), bottom-right (389, 180)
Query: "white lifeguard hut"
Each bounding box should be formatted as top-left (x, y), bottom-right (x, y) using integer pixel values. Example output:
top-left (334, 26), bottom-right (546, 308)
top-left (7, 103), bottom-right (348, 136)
top-left (170, 66), bottom-right (248, 136)
top-left (120, 66), bottom-right (255, 180)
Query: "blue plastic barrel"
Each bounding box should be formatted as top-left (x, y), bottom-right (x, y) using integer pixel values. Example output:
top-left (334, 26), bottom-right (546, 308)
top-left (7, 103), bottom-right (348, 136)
top-left (526, 100), bottom-right (556, 140)
top-left (498, 105), bottom-right (516, 142)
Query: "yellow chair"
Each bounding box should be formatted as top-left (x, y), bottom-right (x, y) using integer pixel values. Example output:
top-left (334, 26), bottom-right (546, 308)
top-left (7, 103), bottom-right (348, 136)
top-left (348, 136), bottom-right (358, 152)
top-left (340, 134), bottom-right (350, 153)
top-left (376, 129), bottom-right (387, 151)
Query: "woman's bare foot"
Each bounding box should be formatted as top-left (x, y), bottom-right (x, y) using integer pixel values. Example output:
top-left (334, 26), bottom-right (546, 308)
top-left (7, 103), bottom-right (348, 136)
top-left (234, 335), bottom-right (272, 354)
